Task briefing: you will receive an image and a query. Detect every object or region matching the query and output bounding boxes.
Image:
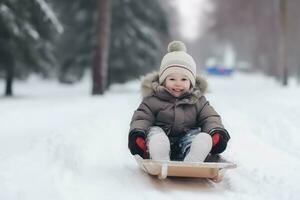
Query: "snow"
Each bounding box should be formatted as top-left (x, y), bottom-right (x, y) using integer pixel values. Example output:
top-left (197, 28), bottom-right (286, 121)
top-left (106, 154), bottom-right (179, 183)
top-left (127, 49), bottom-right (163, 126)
top-left (1, 72), bottom-right (300, 200)
top-left (35, 0), bottom-right (64, 34)
top-left (0, 4), bottom-right (9, 13)
top-left (24, 23), bottom-right (40, 40)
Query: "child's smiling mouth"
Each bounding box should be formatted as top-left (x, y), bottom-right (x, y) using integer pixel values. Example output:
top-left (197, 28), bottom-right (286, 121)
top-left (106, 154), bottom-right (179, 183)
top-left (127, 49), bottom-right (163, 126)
top-left (172, 88), bottom-right (183, 92)
top-left (171, 88), bottom-right (185, 96)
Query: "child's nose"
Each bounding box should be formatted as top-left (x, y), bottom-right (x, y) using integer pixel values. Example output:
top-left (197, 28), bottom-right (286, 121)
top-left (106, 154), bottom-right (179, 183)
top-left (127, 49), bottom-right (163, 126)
top-left (175, 81), bottom-right (181, 86)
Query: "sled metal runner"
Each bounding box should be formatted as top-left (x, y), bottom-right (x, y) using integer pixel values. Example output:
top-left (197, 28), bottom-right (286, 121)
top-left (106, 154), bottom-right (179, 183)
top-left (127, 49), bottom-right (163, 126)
top-left (135, 155), bottom-right (236, 182)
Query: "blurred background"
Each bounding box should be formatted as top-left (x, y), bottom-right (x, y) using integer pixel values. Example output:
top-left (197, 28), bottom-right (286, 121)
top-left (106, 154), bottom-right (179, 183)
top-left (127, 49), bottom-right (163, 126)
top-left (0, 0), bottom-right (299, 96)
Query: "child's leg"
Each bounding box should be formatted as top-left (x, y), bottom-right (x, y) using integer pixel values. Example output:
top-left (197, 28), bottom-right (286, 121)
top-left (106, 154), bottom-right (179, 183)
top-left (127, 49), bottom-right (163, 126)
top-left (146, 126), bottom-right (170, 160)
top-left (184, 132), bottom-right (212, 162)
top-left (170, 129), bottom-right (200, 161)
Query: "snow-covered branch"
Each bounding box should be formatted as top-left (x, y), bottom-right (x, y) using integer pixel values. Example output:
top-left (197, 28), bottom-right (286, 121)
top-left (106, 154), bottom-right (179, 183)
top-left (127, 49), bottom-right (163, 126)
top-left (35, 0), bottom-right (64, 34)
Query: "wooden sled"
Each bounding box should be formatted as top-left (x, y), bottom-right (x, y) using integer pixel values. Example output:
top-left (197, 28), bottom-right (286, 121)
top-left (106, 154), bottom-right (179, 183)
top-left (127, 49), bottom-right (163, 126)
top-left (135, 155), bottom-right (236, 182)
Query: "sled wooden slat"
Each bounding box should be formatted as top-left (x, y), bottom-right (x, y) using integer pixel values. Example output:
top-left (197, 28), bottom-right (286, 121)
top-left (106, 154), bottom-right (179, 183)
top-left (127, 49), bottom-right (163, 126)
top-left (134, 155), bottom-right (236, 181)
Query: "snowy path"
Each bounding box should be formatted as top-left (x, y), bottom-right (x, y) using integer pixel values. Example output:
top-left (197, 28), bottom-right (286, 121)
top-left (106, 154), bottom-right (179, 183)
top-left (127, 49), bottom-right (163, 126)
top-left (0, 73), bottom-right (300, 200)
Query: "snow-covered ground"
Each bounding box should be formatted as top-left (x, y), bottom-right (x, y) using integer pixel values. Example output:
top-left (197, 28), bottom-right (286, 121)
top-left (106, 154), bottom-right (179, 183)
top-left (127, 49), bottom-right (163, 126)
top-left (1, 72), bottom-right (300, 200)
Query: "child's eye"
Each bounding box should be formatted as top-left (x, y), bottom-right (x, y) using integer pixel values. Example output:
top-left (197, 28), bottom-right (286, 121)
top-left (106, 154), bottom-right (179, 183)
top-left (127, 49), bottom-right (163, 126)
top-left (169, 78), bottom-right (175, 81)
top-left (181, 78), bottom-right (188, 81)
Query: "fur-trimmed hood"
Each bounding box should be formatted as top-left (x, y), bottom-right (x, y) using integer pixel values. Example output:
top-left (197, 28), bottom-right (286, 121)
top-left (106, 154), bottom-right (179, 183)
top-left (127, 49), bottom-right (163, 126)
top-left (140, 71), bottom-right (208, 102)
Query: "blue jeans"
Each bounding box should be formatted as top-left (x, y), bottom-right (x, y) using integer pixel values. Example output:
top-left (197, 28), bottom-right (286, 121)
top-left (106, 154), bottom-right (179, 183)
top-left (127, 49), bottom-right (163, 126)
top-left (169, 129), bottom-right (201, 161)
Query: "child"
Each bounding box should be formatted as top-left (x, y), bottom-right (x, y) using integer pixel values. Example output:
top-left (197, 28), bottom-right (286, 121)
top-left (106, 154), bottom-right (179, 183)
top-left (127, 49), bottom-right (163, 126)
top-left (128, 41), bottom-right (230, 162)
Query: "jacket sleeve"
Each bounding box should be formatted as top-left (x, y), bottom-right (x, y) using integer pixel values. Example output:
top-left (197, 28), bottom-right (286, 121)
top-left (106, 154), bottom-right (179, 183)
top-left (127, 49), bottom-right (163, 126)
top-left (196, 96), bottom-right (225, 134)
top-left (129, 98), bottom-right (155, 133)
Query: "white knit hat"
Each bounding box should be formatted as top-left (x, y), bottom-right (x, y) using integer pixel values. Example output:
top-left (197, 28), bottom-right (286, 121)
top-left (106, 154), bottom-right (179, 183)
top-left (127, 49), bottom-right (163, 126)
top-left (159, 41), bottom-right (196, 86)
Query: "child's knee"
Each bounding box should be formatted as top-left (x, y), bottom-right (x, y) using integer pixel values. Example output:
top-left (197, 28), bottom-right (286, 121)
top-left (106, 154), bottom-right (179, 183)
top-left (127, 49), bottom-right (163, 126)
top-left (184, 132), bottom-right (212, 162)
top-left (148, 126), bottom-right (165, 136)
top-left (196, 132), bottom-right (212, 142)
top-left (192, 132), bottom-right (212, 149)
top-left (147, 126), bottom-right (170, 160)
top-left (147, 127), bottom-right (169, 146)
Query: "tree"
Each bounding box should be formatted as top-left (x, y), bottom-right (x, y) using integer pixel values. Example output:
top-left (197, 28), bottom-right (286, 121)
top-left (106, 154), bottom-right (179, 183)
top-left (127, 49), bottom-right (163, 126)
top-left (205, 0), bottom-right (300, 86)
top-left (0, 0), bottom-right (62, 96)
top-left (287, 0), bottom-right (300, 84)
top-left (279, 0), bottom-right (288, 86)
top-left (207, 0), bottom-right (292, 84)
top-left (52, 0), bottom-right (170, 93)
top-left (51, 0), bottom-right (95, 84)
top-left (92, 0), bottom-right (111, 95)
top-left (108, 0), bottom-right (170, 85)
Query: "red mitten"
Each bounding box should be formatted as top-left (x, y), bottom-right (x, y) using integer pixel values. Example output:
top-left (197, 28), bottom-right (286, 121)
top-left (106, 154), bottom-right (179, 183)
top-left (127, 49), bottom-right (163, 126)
top-left (136, 137), bottom-right (146, 152)
top-left (135, 137), bottom-right (147, 158)
top-left (128, 130), bottom-right (148, 158)
top-left (212, 132), bottom-right (220, 146)
top-left (210, 129), bottom-right (229, 154)
top-left (209, 128), bottom-right (230, 154)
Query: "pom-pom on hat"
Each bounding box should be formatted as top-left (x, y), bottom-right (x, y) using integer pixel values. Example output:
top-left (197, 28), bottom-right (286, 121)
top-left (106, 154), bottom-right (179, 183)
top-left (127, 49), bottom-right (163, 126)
top-left (159, 41), bottom-right (196, 86)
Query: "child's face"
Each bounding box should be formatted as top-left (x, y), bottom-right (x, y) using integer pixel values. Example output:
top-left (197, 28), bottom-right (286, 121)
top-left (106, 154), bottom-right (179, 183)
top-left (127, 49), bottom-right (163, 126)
top-left (164, 73), bottom-right (191, 97)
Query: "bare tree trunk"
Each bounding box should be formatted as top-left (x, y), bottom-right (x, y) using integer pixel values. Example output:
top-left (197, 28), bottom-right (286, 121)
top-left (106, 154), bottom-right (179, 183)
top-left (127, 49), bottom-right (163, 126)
top-left (92, 0), bottom-right (111, 95)
top-left (269, 0), bottom-right (281, 78)
top-left (4, 61), bottom-right (14, 96)
top-left (297, 65), bottom-right (300, 85)
top-left (279, 0), bottom-right (288, 86)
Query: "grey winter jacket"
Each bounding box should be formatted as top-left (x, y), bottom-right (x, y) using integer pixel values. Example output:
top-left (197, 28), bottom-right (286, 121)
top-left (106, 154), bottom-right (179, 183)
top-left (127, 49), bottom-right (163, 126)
top-left (129, 71), bottom-right (227, 138)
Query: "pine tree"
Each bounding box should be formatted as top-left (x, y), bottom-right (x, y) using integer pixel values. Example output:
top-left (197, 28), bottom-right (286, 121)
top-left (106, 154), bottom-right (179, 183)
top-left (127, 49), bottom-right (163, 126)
top-left (108, 0), bottom-right (169, 84)
top-left (51, 0), bottom-right (95, 84)
top-left (0, 0), bottom-right (62, 96)
top-left (52, 0), bottom-right (170, 90)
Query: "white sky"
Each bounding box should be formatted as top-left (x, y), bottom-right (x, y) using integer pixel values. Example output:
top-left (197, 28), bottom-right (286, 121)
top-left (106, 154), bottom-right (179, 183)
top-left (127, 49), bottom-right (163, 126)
top-left (174, 0), bottom-right (212, 40)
